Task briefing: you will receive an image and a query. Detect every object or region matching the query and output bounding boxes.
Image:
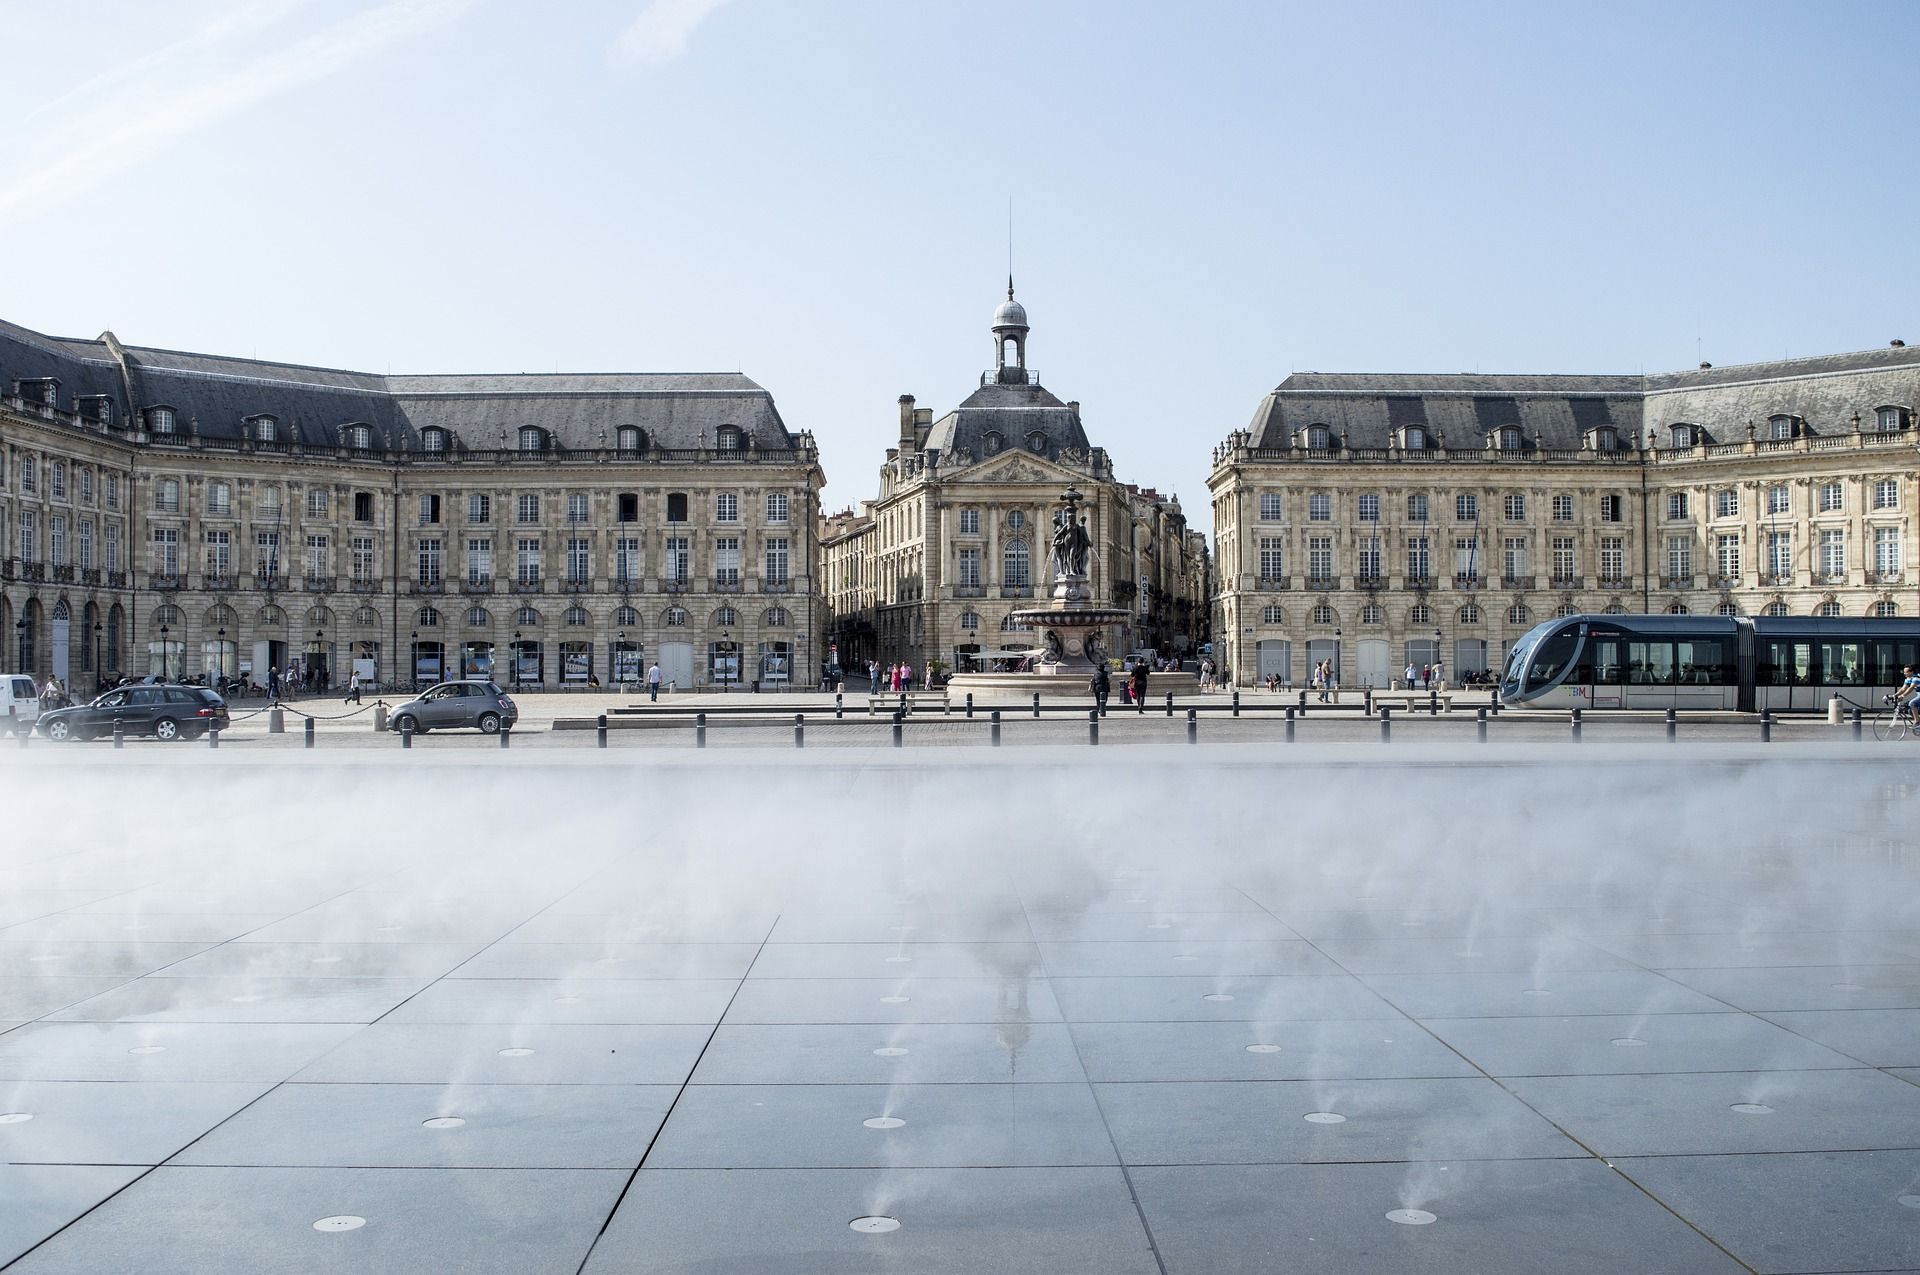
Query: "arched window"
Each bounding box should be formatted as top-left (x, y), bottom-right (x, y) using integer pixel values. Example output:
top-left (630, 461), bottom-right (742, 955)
top-left (1593, 426), bottom-right (1617, 451)
top-left (1874, 406), bottom-right (1906, 434)
top-left (253, 416), bottom-right (278, 443)
top-left (416, 606), bottom-right (441, 628)
top-left (617, 426), bottom-right (641, 453)
top-left (958, 611), bottom-right (980, 632)
top-left (614, 604), bottom-right (639, 627)
top-left (518, 426), bottom-right (546, 453)
top-left (151, 604), bottom-right (184, 629)
top-left (1767, 414), bottom-right (1797, 441)
top-left (1873, 600), bottom-right (1898, 617)
top-left (1305, 424), bottom-right (1331, 450)
top-left (203, 603), bottom-right (237, 629)
top-left (1026, 432), bottom-right (1046, 453)
top-left (1310, 604), bottom-right (1335, 626)
top-left (1507, 604), bottom-right (1530, 625)
top-left (564, 605), bottom-right (590, 626)
top-left (1715, 601), bottom-right (1740, 616)
top-left (1498, 427), bottom-right (1522, 451)
top-left (1554, 604), bottom-right (1576, 618)
top-left (344, 424), bottom-right (372, 450)
top-left (466, 606), bottom-right (490, 627)
top-left (1458, 604), bottom-right (1481, 624)
top-left (420, 428), bottom-right (447, 453)
top-left (713, 605), bottom-right (738, 628)
top-left (514, 605), bottom-right (541, 626)
top-left (1404, 426), bottom-right (1428, 451)
top-left (1817, 601), bottom-right (1843, 618)
top-left (1603, 602), bottom-right (1626, 615)
top-left (1360, 603), bottom-right (1382, 625)
top-left (1670, 423), bottom-right (1696, 448)
top-left (1260, 604), bottom-right (1285, 624)
top-left (715, 425), bottom-right (742, 451)
top-left (664, 607), bottom-right (689, 627)
top-left (148, 406), bottom-right (175, 434)
top-left (1762, 601), bottom-right (1788, 617)
top-left (1003, 538), bottom-right (1031, 588)
top-left (352, 605), bottom-right (379, 626)
top-left (763, 607), bottom-right (789, 626)
top-left (1408, 604), bottom-right (1432, 625)
top-left (983, 431), bottom-right (1004, 454)
top-left (1666, 602), bottom-right (1690, 615)
top-left (1000, 613), bottom-right (1031, 632)
top-left (256, 604), bottom-right (286, 627)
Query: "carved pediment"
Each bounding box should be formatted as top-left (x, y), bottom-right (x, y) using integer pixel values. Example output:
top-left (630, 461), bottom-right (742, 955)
top-left (964, 455), bottom-right (1062, 485)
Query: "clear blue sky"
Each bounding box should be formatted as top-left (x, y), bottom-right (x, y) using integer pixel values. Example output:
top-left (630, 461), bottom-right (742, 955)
top-left (3, 0), bottom-right (1913, 529)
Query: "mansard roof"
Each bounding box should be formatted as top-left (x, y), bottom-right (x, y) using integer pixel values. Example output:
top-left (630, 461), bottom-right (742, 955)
top-left (922, 380), bottom-right (1091, 461)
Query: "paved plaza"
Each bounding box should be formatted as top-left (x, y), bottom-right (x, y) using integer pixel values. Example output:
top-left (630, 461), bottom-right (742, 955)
top-left (0, 748), bottom-right (1917, 1273)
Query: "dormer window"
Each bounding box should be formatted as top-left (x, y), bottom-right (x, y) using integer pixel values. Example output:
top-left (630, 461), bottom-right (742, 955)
top-left (715, 425), bottom-right (742, 452)
top-left (1026, 432), bottom-right (1046, 454)
top-left (420, 427), bottom-right (447, 453)
top-left (251, 415), bottom-right (278, 443)
top-left (1404, 426), bottom-right (1428, 451)
top-left (983, 432), bottom-right (1004, 455)
top-left (1497, 427), bottom-right (1522, 451)
top-left (1305, 424), bottom-right (1331, 450)
top-left (1670, 423), bottom-right (1696, 448)
top-left (518, 426), bottom-right (546, 453)
top-left (20, 378), bottom-right (58, 406)
top-left (1767, 414), bottom-right (1796, 441)
top-left (344, 424), bottom-right (372, 450)
top-left (1593, 426), bottom-right (1616, 451)
top-left (617, 426), bottom-right (641, 453)
top-left (1874, 406), bottom-right (1907, 433)
top-left (148, 406), bottom-right (175, 435)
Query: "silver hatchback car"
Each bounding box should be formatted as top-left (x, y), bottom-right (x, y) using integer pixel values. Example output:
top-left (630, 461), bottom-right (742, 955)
top-left (388, 680), bottom-right (519, 735)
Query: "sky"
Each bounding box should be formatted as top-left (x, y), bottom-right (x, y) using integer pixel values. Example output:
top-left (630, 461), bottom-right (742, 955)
top-left (2, 0), bottom-right (1914, 530)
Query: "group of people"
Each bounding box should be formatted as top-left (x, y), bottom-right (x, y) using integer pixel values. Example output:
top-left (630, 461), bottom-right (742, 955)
top-left (1403, 659), bottom-right (1446, 690)
top-left (1310, 658), bottom-right (1340, 703)
top-left (868, 659), bottom-right (925, 694)
top-left (29, 674), bottom-right (73, 711)
top-left (1089, 658), bottom-right (1155, 714)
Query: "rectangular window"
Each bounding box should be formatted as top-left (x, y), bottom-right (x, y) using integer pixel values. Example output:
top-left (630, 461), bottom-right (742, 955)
top-left (1552, 494), bottom-right (1574, 522)
top-left (468, 493), bottom-right (490, 523)
top-left (77, 520), bottom-right (94, 570)
top-left (1308, 493), bottom-right (1330, 522)
top-left (1767, 531), bottom-right (1792, 578)
top-left (21, 457), bottom-right (35, 493)
top-left (958, 508), bottom-right (980, 535)
top-left (208, 483), bottom-right (231, 517)
top-left (1258, 492), bottom-right (1285, 521)
top-left (716, 492), bottom-right (739, 523)
top-left (354, 492), bottom-right (373, 523)
top-left (79, 468), bottom-right (93, 505)
top-left (419, 494), bottom-right (441, 524)
top-left (466, 537), bottom-right (492, 584)
top-left (664, 536), bottom-right (690, 582)
top-left (1406, 536), bottom-right (1430, 580)
top-left (1455, 494), bottom-right (1478, 522)
top-left (1819, 483), bottom-right (1843, 513)
top-left (1667, 536), bottom-right (1692, 578)
top-left (714, 536), bottom-right (740, 583)
top-left (1357, 535), bottom-right (1382, 579)
top-left (154, 480), bottom-right (179, 513)
top-left (616, 537), bottom-right (640, 581)
top-left (1600, 537), bottom-right (1623, 581)
top-left (516, 537), bottom-right (541, 585)
top-left (565, 537), bottom-right (590, 581)
top-left (307, 489), bottom-right (329, 519)
top-left (765, 536), bottom-right (790, 583)
top-left (517, 494), bottom-right (540, 524)
top-left (352, 535), bottom-right (376, 582)
top-left (1453, 536), bottom-right (1478, 579)
top-left (205, 529), bottom-right (231, 576)
top-left (1357, 493), bottom-right (1379, 523)
top-left (255, 531), bottom-right (281, 579)
top-left (1874, 479), bottom-right (1898, 510)
top-left (1552, 536), bottom-right (1576, 580)
top-left (957, 546), bottom-right (981, 587)
top-left (1003, 540), bottom-right (1030, 588)
top-left (1502, 536), bottom-right (1528, 581)
top-left (306, 534), bottom-right (329, 577)
top-left (1767, 486), bottom-right (1789, 516)
top-left (1715, 534), bottom-right (1739, 580)
top-left (1715, 489), bottom-right (1738, 518)
top-left (1820, 529), bottom-right (1845, 576)
top-left (152, 527), bottom-right (178, 574)
top-left (49, 464), bottom-right (65, 501)
top-left (418, 538), bottom-right (443, 584)
top-left (1875, 526), bottom-right (1901, 576)
top-left (106, 524), bottom-right (121, 571)
top-left (1308, 536), bottom-right (1333, 581)
top-left (1407, 494), bottom-right (1428, 523)
top-left (1599, 494), bottom-right (1622, 522)
top-left (1667, 491), bottom-right (1690, 520)
top-left (1258, 537), bottom-right (1285, 580)
top-left (1504, 494), bottom-right (1526, 521)
top-left (567, 493), bottom-right (589, 523)
top-left (766, 492), bottom-right (790, 524)
top-left (105, 474), bottom-right (119, 510)
top-left (49, 515), bottom-right (66, 565)
top-left (617, 493), bottom-right (640, 523)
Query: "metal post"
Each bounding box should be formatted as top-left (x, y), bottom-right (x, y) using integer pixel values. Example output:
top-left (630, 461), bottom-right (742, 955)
top-left (304, 717), bottom-right (315, 749)
top-left (1429, 689), bottom-right (1438, 716)
top-left (597, 713), bottom-right (607, 748)
top-left (990, 710), bottom-right (1001, 747)
top-left (1379, 705), bottom-right (1391, 743)
top-left (113, 719), bottom-right (124, 749)
top-left (1666, 707), bottom-right (1677, 741)
top-left (892, 712), bottom-right (903, 748)
top-left (965, 692), bottom-right (974, 719)
top-left (695, 711), bottom-right (706, 749)
top-left (1284, 706), bottom-right (1295, 742)
top-left (1476, 706), bottom-right (1487, 743)
top-left (1760, 710), bottom-right (1772, 743)
top-left (1165, 691), bottom-right (1173, 717)
top-left (1088, 708), bottom-right (1099, 746)
top-left (835, 691), bottom-right (844, 719)
top-left (499, 724), bottom-right (511, 749)
top-left (1232, 691), bottom-right (1241, 718)
top-left (794, 713), bottom-right (804, 748)
top-left (1851, 707), bottom-right (1863, 741)
top-left (1570, 707), bottom-right (1582, 742)
top-left (400, 717), bottom-right (413, 749)
top-left (1297, 688), bottom-right (1306, 710)
top-left (1364, 688), bottom-right (1373, 716)
top-left (208, 724), bottom-right (219, 749)
top-left (1032, 692), bottom-right (1041, 719)
top-left (1186, 707), bottom-right (1197, 744)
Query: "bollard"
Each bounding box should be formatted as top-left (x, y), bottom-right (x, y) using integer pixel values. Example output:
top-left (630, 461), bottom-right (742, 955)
top-left (1851, 707), bottom-right (1863, 741)
top-left (400, 717), bottom-right (413, 749)
top-left (1365, 688), bottom-right (1374, 717)
top-left (304, 717), bottom-right (315, 749)
top-left (1476, 706), bottom-right (1487, 743)
top-left (208, 724), bottom-right (219, 749)
top-left (372, 703), bottom-right (388, 732)
top-left (1284, 706), bottom-right (1295, 742)
top-left (1828, 695), bottom-right (1843, 726)
top-left (113, 719), bottom-right (124, 749)
top-left (965, 692), bottom-right (974, 719)
top-left (1380, 705), bottom-right (1391, 743)
top-left (695, 711), bottom-right (707, 750)
top-left (597, 713), bottom-right (608, 749)
top-left (794, 713), bottom-right (805, 749)
top-left (1165, 691), bottom-right (1173, 717)
top-left (268, 707), bottom-right (285, 735)
top-left (892, 714), bottom-right (904, 748)
top-left (1666, 708), bottom-right (1677, 741)
top-left (991, 710), bottom-right (1002, 747)
top-left (1429, 690), bottom-right (1438, 716)
top-left (1297, 688), bottom-right (1306, 710)
top-left (1186, 707), bottom-right (1197, 744)
top-left (1032, 692), bottom-right (1041, 719)
top-left (835, 692), bottom-right (844, 720)
top-left (499, 725), bottom-right (511, 749)
top-left (1088, 708), bottom-right (1100, 746)
top-left (1232, 691), bottom-right (1241, 718)
top-left (1760, 710), bottom-right (1772, 743)
top-left (1571, 708), bottom-right (1582, 742)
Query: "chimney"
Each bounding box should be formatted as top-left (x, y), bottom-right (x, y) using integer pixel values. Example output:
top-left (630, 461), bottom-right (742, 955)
top-left (1698, 361), bottom-right (1712, 369)
top-left (1067, 400), bottom-right (1080, 417)
top-left (1893, 339), bottom-right (1907, 348)
top-left (913, 407), bottom-right (933, 449)
top-left (898, 394), bottom-right (916, 448)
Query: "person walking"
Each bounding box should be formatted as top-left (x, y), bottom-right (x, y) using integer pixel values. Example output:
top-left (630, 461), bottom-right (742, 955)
top-left (646, 660), bottom-right (662, 702)
top-left (344, 670), bottom-right (361, 705)
top-left (867, 659), bottom-right (880, 695)
top-left (1090, 661), bottom-right (1111, 716)
top-left (1130, 658), bottom-right (1150, 708)
top-left (268, 666), bottom-right (281, 705)
top-left (1404, 661), bottom-right (1416, 690)
top-left (1432, 658), bottom-right (1445, 691)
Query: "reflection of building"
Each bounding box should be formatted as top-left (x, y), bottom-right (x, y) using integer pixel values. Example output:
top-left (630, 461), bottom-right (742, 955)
top-left (821, 287), bottom-right (1207, 674)
top-left (0, 318), bottom-right (824, 690)
top-left (1209, 345), bottom-right (1920, 687)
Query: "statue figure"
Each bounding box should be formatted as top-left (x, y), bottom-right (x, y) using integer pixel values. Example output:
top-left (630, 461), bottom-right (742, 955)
top-left (1085, 630), bottom-right (1106, 667)
top-left (1041, 630), bottom-right (1064, 665)
top-left (1051, 508), bottom-right (1091, 577)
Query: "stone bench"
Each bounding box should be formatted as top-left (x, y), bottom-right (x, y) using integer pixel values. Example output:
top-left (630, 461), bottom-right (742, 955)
top-left (867, 690), bottom-right (950, 716)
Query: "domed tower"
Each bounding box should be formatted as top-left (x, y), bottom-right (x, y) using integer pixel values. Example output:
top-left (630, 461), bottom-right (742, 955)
top-left (991, 277), bottom-right (1030, 385)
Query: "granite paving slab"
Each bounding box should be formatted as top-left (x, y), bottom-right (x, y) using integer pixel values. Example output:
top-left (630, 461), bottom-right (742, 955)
top-left (1069, 1020), bottom-right (1479, 1083)
top-left (1418, 1012), bottom-right (1862, 1076)
top-left (722, 977), bottom-right (1063, 1024)
top-left (1036, 940), bottom-right (1341, 978)
top-left (45, 975), bottom-right (430, 1024)
top-left (765, 911), bottom-right (1034, 943)
top-left (157, 941), bottom-right (484, 980)
top-left (0, 940), bottom-right (215, 978)
top-left (1589, 930), bottom-right (1918, 969)
top-left (747, 941), bottom-right (1044, 979)
top-left (1309, 935), bottom-right (1634, 975)
top-left (0, 1163), bottom-right (145, 1268)
top-left (1659, 963), bottom-right (1920, 1011)
top-left (690, 1023), bottom-right (1087, 1084)
top-left (0, 1080), bottom-right (270, 1164)
top-left (0, 976), bottom-right (132, 1021)
top-left (500, 912), bottom-right (778, 944)
top-left (0, 1022), bottom-right (364, 1082)
top-left (449, 941), bottom-right (760, 980)
top-left (1759, 1008), bottom-right (1920, 1067)
top-left (1023, 912), bottom-right (1299, 943)
top-left (380, 977), bottom-right (739, 1025)
top-left (291, 1023), bottom-right (711, 1085)
top-left (1049, 975), bottom-right (1401, 1022)
top-left (0, 913), bottom-right (279, 943)
top-left (1359, 969), bottom-right (1729, 1018)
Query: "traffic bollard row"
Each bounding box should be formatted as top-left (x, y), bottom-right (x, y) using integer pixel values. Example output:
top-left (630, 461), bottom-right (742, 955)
top-left (1233, 691), bottom-right (1241, 718)
top-left (304, 717), bottom-right (315, 749)
top-left (499, 726), bottom-right (511, 749)
top-left (1165, 691), bottom-right (1174, 717)
top-left (892, 715), bottom-right (903, 748)
top-left (208, 725), bottom-right (219, 749)
top-left (965, 693), bottom-right (974, 719)
top-left (1760, 710), bottom-right (1772, 743)
top-left (113, 720), bottom-right (124, 749)
top-left (1851, 707), bottom-right (1863, 741)
top-left (400, 719), bottom-right (413, 749)
top-left (1032, 693), bottom-right (1041, 719)
top-left (835, 692), bottom-right (844, 720)
top-left (1571, 708), bottom-right (1582, 742)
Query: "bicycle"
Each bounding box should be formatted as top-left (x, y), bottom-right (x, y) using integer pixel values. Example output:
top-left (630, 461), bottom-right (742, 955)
top-left (1873, 695), bottom-right (1916, 741)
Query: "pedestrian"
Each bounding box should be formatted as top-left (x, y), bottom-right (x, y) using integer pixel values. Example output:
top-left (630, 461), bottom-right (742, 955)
top-left (1130, 658), bottom-right (1149, 707)
top-left (1404, 661), bottom-right (1415, 690)
top-left (1318, 659), bottom-right (1331, 704)
top-left (1421, 663), bottom-right (1432, 690)
top-left (1090, 661), bottom-right (1111, 716)
top-left (902, 662), bottom-right (914, 694)
top-left (867, 659), bottom-right (880, 694)
top-left (344, 669), bottom-right (361, 705)
top-left (647, 660), bottom-right (662, 702)
top-left (268, 665), bottom-right (280, 705)
top-left (1432, 658), bottom-right (1445, 691)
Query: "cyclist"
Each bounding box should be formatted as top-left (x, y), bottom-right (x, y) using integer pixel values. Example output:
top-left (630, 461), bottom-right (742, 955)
top-left (1892, 666), bottom-right (1920, 719)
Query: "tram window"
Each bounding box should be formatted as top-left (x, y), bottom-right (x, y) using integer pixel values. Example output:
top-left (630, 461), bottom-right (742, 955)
top-left (1758, 640), bottom-right (1810, 685)
top-left (1588, 636), bottom-right (1623, 684)
top-left (1525, 630), bottom-right (1579, 687)
top-left (1676, 638), bottom-right (1731, 685)
top-left (1867, 640), bottom-right (1920, 684)
top-left (1817, 641), bottom-right (1864, 685)
top-left (1628, 641), bottom-right (1675, 685)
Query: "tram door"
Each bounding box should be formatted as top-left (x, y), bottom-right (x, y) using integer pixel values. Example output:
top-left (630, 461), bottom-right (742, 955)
top-left (1623, 639), bottom-right (1674, 711)
top-left (1756, 639), bottom-right (1811, 713)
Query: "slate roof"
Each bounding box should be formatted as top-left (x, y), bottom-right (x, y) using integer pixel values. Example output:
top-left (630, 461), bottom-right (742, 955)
top-left (922, 380), bottom-right (1091, 460)
top-left (0, 317), bottom-right (797, 453)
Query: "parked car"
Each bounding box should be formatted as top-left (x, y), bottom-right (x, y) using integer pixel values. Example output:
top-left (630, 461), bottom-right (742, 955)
top-left (387, 680), bottom-right (519, 735)
top-left (1, 675), bottom-right (41, 736)
top-left (37, 684), bottom-right (229, 742)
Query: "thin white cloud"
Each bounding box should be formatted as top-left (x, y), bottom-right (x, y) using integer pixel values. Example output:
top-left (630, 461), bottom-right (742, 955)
top-left (612, 0), bottom-right (734, 67)
top-left (0, 0), bottom-right (478, 231)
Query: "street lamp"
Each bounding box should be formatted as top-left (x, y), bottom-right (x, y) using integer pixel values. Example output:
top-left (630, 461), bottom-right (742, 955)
top-left (92, 621), bottom-right (102, 692)
top-left (160, 623), bottom-right (171, 681)
top-left (1333, 626), bottom-right (1342, 682)
top-left (512, 630), bottom-right (522, 691)
top-left (217, 627), bottom-right (227, 689)
top-left (616, 629), bottom-right (627, 684)
top-left (720, 627), bottom-right (732, 693)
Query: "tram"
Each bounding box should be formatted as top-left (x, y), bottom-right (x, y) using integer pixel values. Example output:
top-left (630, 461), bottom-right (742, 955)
top-left (1499, 613), bottom-right (1920, 712)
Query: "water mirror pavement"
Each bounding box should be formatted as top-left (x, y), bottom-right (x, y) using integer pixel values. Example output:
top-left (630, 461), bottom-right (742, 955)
top-left (0, 744), bottom-right (1916, 1274)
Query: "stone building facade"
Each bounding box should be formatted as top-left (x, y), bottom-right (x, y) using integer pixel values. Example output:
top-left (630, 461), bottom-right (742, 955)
top-left (821, 289), bottom-right (1208, 674)
top-left (1208, 344), bottom-right (1920, 687)
top-left (0, 318), bottom-right (825, 692)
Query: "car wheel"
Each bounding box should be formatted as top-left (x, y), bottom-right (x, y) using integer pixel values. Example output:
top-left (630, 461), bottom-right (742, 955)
top-left (152, 717), bottom-right (180, 742)
top-left (393, 714), bottom-right (421, 736)
top-left (477, 712), bottom-right (501, 735)
top-left (44, 719), bottom-right (71, 742)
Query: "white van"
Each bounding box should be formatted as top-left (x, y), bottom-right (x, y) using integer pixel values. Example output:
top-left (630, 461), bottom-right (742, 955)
top-left (1, 675), bottom-right (40, 736)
